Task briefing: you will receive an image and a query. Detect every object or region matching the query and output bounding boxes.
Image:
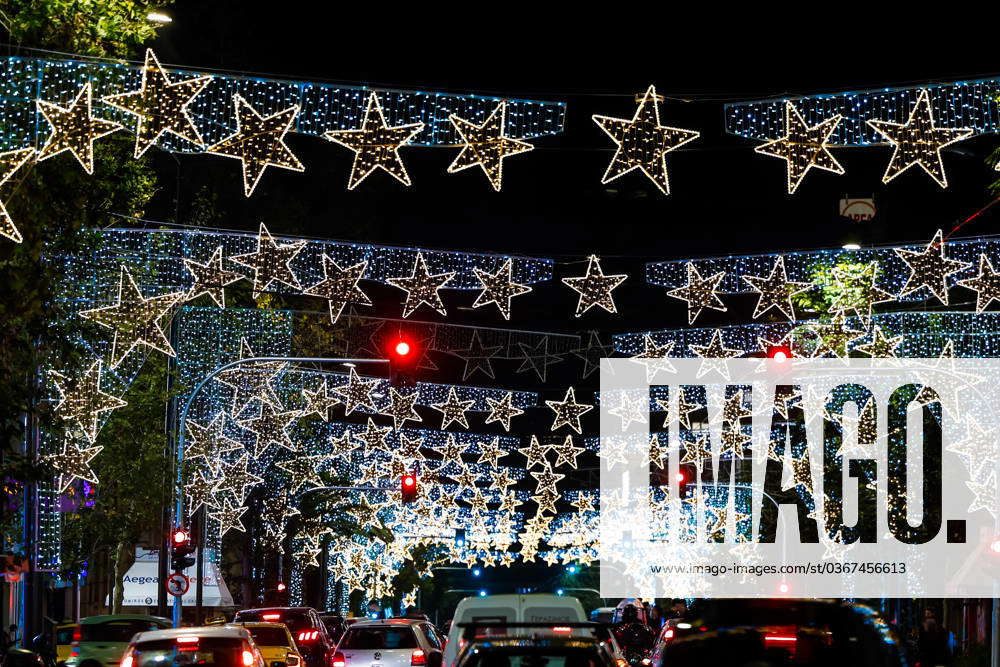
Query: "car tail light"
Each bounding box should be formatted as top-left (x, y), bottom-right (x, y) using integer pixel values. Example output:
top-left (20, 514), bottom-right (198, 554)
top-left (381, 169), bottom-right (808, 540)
top-left (263, 614), bottom-right (281, 621)
top-left (616, 660), bottom-right (628, 667)
top-left (71, 626), bottom-right (82, 657)
top-left (242, 650), bottom-right (256, 667)
top-left (286, 654), bottom-right (300, 667)
top-left (121, 654), bottom-right (134, 667)
top-left (551, 627), bottom-right (572, 634)
top-left (297, 631), bottom-right (320, 642)
top-left (410, 650), bottom-right (426, 666)
top-left (764, 635), bottom-right (796, 643)
top-left (332, 652), bottom-right (346, 667)
top-left (664, 628), bottom-right (674, 640)
top-left (176, 636), bottom-right (200, 644)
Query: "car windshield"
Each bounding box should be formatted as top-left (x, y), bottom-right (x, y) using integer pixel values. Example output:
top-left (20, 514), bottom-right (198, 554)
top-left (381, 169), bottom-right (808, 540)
top-left (83, 621), bottom-right (166, 643)
top-left (461, 648), bottom-right (606, 667)
top-left (235, 612), bottom-right (312, 634)
top-left (132, 637), bottom-right (246, 667)
top-left (245, 628), bottom-right (289, 647)
top-left (341, 627), bottom-right (417, 649)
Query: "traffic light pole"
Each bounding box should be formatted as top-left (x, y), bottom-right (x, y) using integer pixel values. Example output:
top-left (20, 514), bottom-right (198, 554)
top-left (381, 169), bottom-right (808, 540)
top-left (171, 356), bottom-right (388, 627)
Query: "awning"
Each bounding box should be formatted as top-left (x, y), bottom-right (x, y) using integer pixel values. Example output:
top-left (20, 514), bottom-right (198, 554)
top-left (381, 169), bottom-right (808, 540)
top-left (115, 550), bottom-right (234, 608)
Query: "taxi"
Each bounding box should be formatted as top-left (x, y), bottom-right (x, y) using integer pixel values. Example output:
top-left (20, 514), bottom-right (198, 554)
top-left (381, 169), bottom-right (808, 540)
top-left (231, 622), bottom-right (304, 667)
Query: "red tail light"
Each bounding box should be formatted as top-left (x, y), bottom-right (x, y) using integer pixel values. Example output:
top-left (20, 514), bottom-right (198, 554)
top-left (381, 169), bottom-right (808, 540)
top-left (410, 650), bottom-right (426, 666)
top-left (332, 652), bottom-right (346, 667)
top-left (552, 627), bottom-right (572, 634)
top-left (262, 613), bottom-right (281, 621)
top-left (71, 626), bottom-right (82, 657)
top-left (764, 635), bottom-right (796, 643)
top-left (121, 655), bottom-right (134, 667)
top-left (297, 631), bottom-right (320, 642)
top-left (242, 650), bottom-right (255, 667)
top-left (176, 636), bottom-right (200, 644)
top-left (664, 628), bottom-right (674, 640)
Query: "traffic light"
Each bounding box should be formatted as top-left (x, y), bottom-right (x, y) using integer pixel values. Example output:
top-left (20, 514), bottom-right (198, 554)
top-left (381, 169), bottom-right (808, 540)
top-left (388, 335), bottom-right (418, 387)
top-left (454, 528), bottom-right (466, 548)
top-left (767, 345), bottom-right (792, 362)
top-left (401, 473), bottom-right (418, 503)
top-left (171, 528), bottom-right (195, 572)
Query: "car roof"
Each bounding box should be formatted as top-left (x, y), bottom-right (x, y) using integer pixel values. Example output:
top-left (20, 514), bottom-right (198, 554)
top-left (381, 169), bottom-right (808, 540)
top-left (81, 615), bottom-right (171, 625)
top-left (233, 622), bottom-right (291, 631)
top-left (133, 626), bottom-right (252, 643)
top-left (347, 619), bottom-right (426, 628)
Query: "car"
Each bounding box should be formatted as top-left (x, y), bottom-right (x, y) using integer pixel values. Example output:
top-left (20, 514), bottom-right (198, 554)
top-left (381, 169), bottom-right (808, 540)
top-left (333, 619), bottom-right (445, 667)
top-left (452, 622), bottom-right (618, 667)
top-left (650, 599), bottom-right (907, 667)
top-left (232, 608), bottom-right (335, 667)
top-left (61, 614), bottom-right (172, 667)
top-left (443, 594), bottom-right (587, 667)
top-left (119, 625), bottom-right (266, 667)
top-left (231, 622), bottom-right (304, 667)
top-left (318, 615), bottom-right (349, 646)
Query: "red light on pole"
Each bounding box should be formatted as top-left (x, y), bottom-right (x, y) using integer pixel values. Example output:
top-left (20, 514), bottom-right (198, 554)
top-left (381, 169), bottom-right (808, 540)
top-left (173, 529), bottom-right (189, 545)
top-left (395, 340), bottom-right (411, 356)
top-left (768, 345), bottom-right (791, 362)
top-left (401, 473), bottom-right (418, 503)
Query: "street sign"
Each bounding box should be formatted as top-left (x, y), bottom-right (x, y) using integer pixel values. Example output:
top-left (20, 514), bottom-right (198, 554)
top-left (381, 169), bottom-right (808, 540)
top-left (166, 573), bottom-right (189, 597)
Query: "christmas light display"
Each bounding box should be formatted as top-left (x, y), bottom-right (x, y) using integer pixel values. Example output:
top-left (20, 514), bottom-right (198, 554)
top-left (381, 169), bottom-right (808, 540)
top-left (592, 85), bottom-right (699, 195)
top-left (305, 256), bottom-right (371, 324)
top-left (207, 94), bottom-right (304, 196)
top-left (79, 265), bottom-right (185, 368)
top-left (232, 223), bottom-right (307, 296)
top-left (36, 82), bottom-right (122, 174)
top-left (239, 401), bottom-right (301, 457)
top-left (827, 261), bottom-right (895, 325)
top-left (183, 245), bottom-right (243, 308)
top-left (484, 392), bottom-right (523, 431)
top-left (666, 263), bottom-right (728, 324)
top-left (742, 255), bottom-right (812, 321)
top-left (276, 453), bottom-right (334, 493)
top-left (753, 102), bottom-right (844, 194)
top-left (455, 330), bottom-right (502, 380)
top-left (386, 251), bottom-right (456, 318)
top-left (471, 258), bottom-right (532, 320)
top-left (48, 360), bottom-right (128, 443)
top-left (0, 147), bottom-right (35, 242)
top-left (300, 378), bottom-right (341, 421)
top-left (546, 387), bottom-right (593, 434)
top-left (895, 230), bottom-right (971, 305)
top-left (448, 101), bottom-right (534, 191)
top-left (183, 413), bottom-right (243, 472)
top-left (209, 499), bottom-right (249, 536)
top-left (381, 387), bottom-right (422, 429)
top-left (561, 255), bottom-right (627, 316)
top-left (334, 368), bottom-right (380, 416)
top-left (431, 387), bottom-right (475, 430)
top-left (325, 92), bottom-right (424, 189)
top-left (102, 49), bottom-right (211, 157)
top-left (866, 89), bottom-right (974, 188)
top-left (43, 440), bottom-right (102, 492)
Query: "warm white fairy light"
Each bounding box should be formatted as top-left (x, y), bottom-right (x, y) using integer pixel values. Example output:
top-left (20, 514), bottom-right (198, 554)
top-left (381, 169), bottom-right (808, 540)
top-left (894, 230), bottom-right (971, 305)
top-left (754, 101), bottom-right (844, 194)
top-left (49, 360), bottom-right (127, 443)
top-left (546, 387), bottom-right (593, 434)
top-left (231, 223), bottom-right (306, 296)
top-left (666, 262), bottom-right (728, 324)
top-left (0, 148), bottom-right (36, 243)
top-left (386, 251), bottom-right (456, 317)
top-left (37, 83), bottom-right (122, 174)
top-left (742, 255), bottom-right (811, 321)
top-left (447, 101), bottom-right (534, 191)
top-left (472, 258), bottom-right (531, 320)
top-left (304, 256), bottom-right (371, 324)
top-left (183, 245), bottom-right (242, 308)
top-left (561, 255), bottom-right (627, 316)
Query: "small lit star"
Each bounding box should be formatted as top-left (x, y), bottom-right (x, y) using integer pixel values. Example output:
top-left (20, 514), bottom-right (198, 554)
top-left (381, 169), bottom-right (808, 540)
top-left (561, 255), bottom-right (627, 316)
top-left (49, 360), bottom-right (127, 443)
top-left (448, 101), bottom-right (533, 191)
top-left (666, 263), bottom-right (727, 324)
top-left (742, 255), bottom-right (812, 321)
top-left (386, 252), bottom-right (456, 318)
top-left (37, 83), bottom-right (122, 174)
top-left (484, 392), bottom-right (523, 432)
top-left (183, 245), bottom-right (242, 308)
top-left (894, 230), bottom-right (971, 305)
top-left (472, 258), bottom-right (532, 320)
top-left (333, 368), bottom-right (380, 416)
top-left (754, 101), bottom-right (844, 194)
top-left (231, 223), bottom-right (306, 296)
top-left (304, 256), bottom-right (371, 324)
top-left (44, 440), bottom-right (102, 492)
top-left (546, 387), bottom-right (593, 434)
top-left (431, 387), bottom-right (475, 430)
top-left (957, 253), bottom-right (1000, 312)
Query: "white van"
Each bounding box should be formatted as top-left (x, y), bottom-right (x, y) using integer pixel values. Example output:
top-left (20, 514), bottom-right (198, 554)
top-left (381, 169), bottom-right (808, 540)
top-left (442, 594), bottom-right (587, 667)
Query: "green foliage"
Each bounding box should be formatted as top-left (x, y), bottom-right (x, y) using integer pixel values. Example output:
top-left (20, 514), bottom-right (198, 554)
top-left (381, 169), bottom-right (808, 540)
top-left (4, 0), bottom-right (166, 58)
top-left (791, 260), bottom-right (876, 317)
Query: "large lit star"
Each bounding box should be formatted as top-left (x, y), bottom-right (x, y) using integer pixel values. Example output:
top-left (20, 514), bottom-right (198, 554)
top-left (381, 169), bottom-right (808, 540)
top-left (276, 453), bottom-right (332, 493)
top-left (183, 245), bottom-right (242, 308)
top-left (0, 148), bottom-right (38, 243)
top-left (484, 392), bottom-right (523, 432)
top-left (386, 252), bottom-right (455, 318)
top-left (333, 368), bottom-right (380, 416)
top-left (231, 223), bottom-right (306, 296)
top-left (49, 360), bottom-right (127, 443)
top-left (103, 49), bottom-right (211, 157)
top-left (666, 263), bottom-right (727, 324)
top-left (381, 387), bottom-right (422, 429)
top-left (448, 101), bottom-right (533, 191)
top-left (305, 255), bottom-right (371, 324)
top-left (37, 83), bottom-right (122, 174)
top-left (754, 102), bottom-right (844, 194)
top-left (546, 387), bottom-right (593, 434)
top-left (867, 89), bottom-right (974, 188)
top-left (592, 85), bottom-right (699, 195)
top-left (894, 230), bottom-right (971, 305)
top-left (324, 92), bottom-right (424, 189)
top-left (562, 255), bottom-right (627, 316)
top-left (208, 95), bottom-right (303, 196)
top-left (742, 255), bottom-right (811, 321)
top-left (472, 258), bottom-right (532, 320)
top-left (183, 412), bottom-right (242, 473)
top-left (79, 265), bottom-right (184, 368)
top-left (44, 440), bottom-right (103, 492)
top-left (957, 253), bottom-right (1000, 312)
top-left (431, 387), bottom-right (475, 430)
top-left (239, 401), bottom-right (301, 457)
top-left (210, 499), bottom-right (249, 536)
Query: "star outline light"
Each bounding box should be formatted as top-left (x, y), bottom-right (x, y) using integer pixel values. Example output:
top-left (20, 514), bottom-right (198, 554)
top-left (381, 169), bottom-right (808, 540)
top-left (447, 100), bottom-right (534, 191)
top-left (36, 82), bottom-right (123, 174)
top-left (753, 101), bottom-right (844, 194)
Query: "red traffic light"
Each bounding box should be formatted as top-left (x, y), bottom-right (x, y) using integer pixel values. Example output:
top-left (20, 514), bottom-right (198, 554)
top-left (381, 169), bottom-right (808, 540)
top-left (767, 345), bottom-right (791, 362)
top-left (401, 473), bottom-right (418, 503)
top-left (172, 529), bottom-right (190, 545)
top-left (395, 340), bottom-right (411, 356)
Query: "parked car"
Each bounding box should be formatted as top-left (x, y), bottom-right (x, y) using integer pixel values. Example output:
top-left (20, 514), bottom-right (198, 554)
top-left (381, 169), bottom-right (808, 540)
top-left (230, 622), bottom-right (304, 667)
top-left (232, 608), bottom-right (334, 667)
top-left (119, 625), bottom-right (265, 667)
top-left (60, 615), bottom-right (171, 667)
top-left (333, 619), bottom-right (445, 667)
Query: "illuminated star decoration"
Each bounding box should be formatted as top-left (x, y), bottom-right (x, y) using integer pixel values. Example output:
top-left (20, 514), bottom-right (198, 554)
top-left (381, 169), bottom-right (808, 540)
top-left (183, 413), bottom-right (242, 472)
top-left (666, 263), bottom-right (728, 324)
top-left (305, 255), bottom-right (371, 324)
top-left (387, 252), bottom-right (456, 318)
top-left (207, 94), bottom-right (303, 196)
top-left (867, 89), bottom-right (974, 188)
top-left (455, 330), bottom-right (502, 380)
top-left (828, 261), bottom-right (895, 325)
top-left (184, 469), bottom-right (221, 514)
top-left (334, 368), bottom-right (380, 416)
top-left (210, 499), bottom-right (249, 536)
top-left (381, 387), bottom-right (423, 429)
top-left (957, 254), bottom-right (1000, 312)
top-left (0, 148), bottom-right (36, 243)
top-left (689, 329), bottom-right (744, 380)
top-left (484, 392), bottom-right (523, 431)
top-left (551, 435), bottom-right (585, 469)
top-left (518, 435), bottom-right (550, 470)
top-left (183, 245), bottom-right (242, 308)
top-left (742, 255), bottom-right (812, 321)
top-left (561, 255), bottom-right (627, 316)
top-left (472, 258), bottom-right (532, 320)
top-left (239, 401), bottom-right (301, 457)
top-left (592, 85), bottom-right (699, 195)
top-left (215, 338), bottom-right (285, 415)
top-left (102, 48), bottom-right (211, 157)
top-left (324, 91), bottom-right (424, 189)
top-left (276, 453), bottom-right (331, 493)
top-left (431, 387), bottom-right (475, 430)
top-left (894, 230), bottom-right (971, 305)
top-left (546, 387), bottom-right (593, 434)
top-left (213, 455), bottom-right (263, 504)
top-left (516, 337), bottom-right (561, 382)
top-left (630, 335), bottom-right (676, 383)
top-left (79, 265), bottom-right (184, 368)
top-left (855, 325), bottom-right (903, 358)
top-left (754, 101), bottom-right (844, 194)
top-left (37, 82), bottom-right (122, 174)
top-left (813, 313), bottom-right (865, 359)
top-left (300, 378), bottom-right (341, 422)
top-left (231, 223), bottom-right (306, 296)
top-left (447, 100), bottom-right (533, 191)
top-left (572, 331), bottom-right (613, 379)
top-left (44, 440), bottom-right (103, 492)
top-left (49, 360), bottom-right (127, 443)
